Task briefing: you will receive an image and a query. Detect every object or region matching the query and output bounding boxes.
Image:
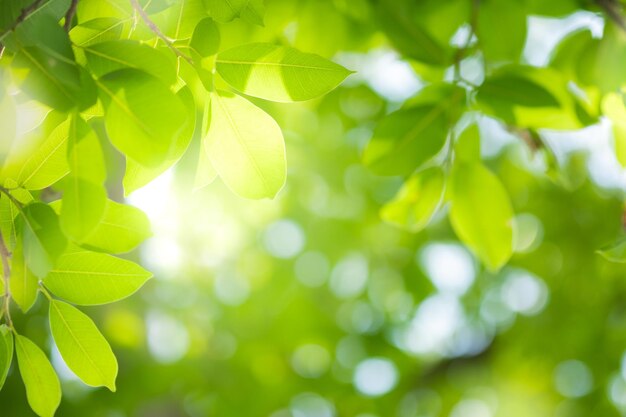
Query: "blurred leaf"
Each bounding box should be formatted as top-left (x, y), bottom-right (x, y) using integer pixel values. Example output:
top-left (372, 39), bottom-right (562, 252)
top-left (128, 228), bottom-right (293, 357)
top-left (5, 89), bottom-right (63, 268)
top-left (49, 299), bottom-right (118, 391)
top-left (190, 17), bottom-right (220, 57)
top-left (60, 178), bottom-right (107, 242)
top-left (151, 0), bottom-right (207, 39)
top-left (99, 69), bottom-right (188, 167)
top-left (205, 90), bottom-right (286, 199)
top-left (455, 124), bottom-right (480, 162)
top-left (15, 334), bottom-right (61, 417)
top-left (84, 40), bottom-right (177, 85)
top-left (43, 250), bottom-right (152, 305)
top-left (0, 325), bottom-right (12, 390)
top-left (123, 86), bottom-right (195, 195)
top-left (381, 167), bottom-right (445, 232)
top-left (20, 203), bottom-right (67, 278)
top-left (449, 162), bottom-right (513, 271)
top-left (10, 240), bottom-right (39, 313)
top-left (207, 0), bottom-right (264, 25)
top-left (477, 0), bottom-right (527, 63)
top-left (597, 238), bottom-right (626, 263)
top-left (216, 43), bottom-right (352, 102)
top-left (602, 93), bottom-right (626, 168)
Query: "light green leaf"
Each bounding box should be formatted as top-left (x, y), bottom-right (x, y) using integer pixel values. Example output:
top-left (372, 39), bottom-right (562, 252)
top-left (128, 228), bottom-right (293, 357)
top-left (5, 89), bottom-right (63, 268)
top-left (477, 0), bottom-right (527, 63)
top-left (67, 115), bottom-right (106, 183)
top-left (0, 325), bottom-right (13, 390)
top-left (194, 140), bottom-right (218, 191)
top-left (190, 17), bottom-right (220, 57)
top-left (151, 0), bottom-right (207, 40)
top-left (597, 238), bottom-right (626, 263)
top-left (15, 334), bottom-right (61, 417)
top-left (60, 177), bottom-right (107, 242)
top-left (363, 107), bottom-right (449, 176)
top-left (70, 17), bottom-right (127, 46)
top-left (49, 299), bottom-right (118, 391)
top-left (123, 86), bottom-right (195, 195)
top-left (10, 240), bottom-right (39, 313)
top-left (1, 114), bottom-right (70, 190)
top-left (0, 91), bottom-right (16, 161)
top-left (43, 250), bottom-right (152, 305)
top-left (602, 93), bottom-right (626, 168)
top-left (381, 167), bottom-right (446, 232)
top-left (82, 200), bottom-right (151, 253)
top-left (207, 0), bottom-right (264, 24)
top-left (21, 203), bottom-right (68, 278)
top-left (216, 43), bottom-right (352, 102)
top-left (99, 69), bottom-right (188, 167)
top-left (449, 163), bottom-right (514, 271)
top-left (0, 188), bottom-right (33, 249)
top-left (455, 124), bottom-right (481, 162)
top-left (84, 40), bottom-right (176, 85)
top-left (205, 91), bottom-right (286, 199)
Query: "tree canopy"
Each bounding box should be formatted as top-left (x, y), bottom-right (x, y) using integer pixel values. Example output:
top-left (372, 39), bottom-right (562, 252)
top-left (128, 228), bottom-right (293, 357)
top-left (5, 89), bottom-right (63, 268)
top-left (2, 0), bottom-right (626, 416)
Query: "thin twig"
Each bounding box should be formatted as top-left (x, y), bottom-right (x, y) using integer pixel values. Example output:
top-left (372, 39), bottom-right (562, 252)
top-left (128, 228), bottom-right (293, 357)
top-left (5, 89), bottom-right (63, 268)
top-left (128, 0), bottom-right (195, 66)
top-left (64, 0), bottom-right (79, 32)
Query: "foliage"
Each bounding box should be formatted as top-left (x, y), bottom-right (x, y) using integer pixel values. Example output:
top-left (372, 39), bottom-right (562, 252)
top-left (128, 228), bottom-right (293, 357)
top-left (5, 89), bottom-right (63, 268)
top-left (2, 0), bottom-right (626, 416)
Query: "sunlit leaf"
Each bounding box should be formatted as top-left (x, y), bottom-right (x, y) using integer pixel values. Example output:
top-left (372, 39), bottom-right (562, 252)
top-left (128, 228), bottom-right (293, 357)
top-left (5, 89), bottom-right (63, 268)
top-left (0, 325), bottom-right (13, 390)
top-left (216, 43), bottom-right (352, 102)
top-left (449, 162), bottom-right (514, 271)
top-left (60, 177), bottom-right (107, 242)
top-left (49, 299), bottom-right (118, 391)
top-left (205, 90), bottom-right (286, 199)
top-left (10, 240), bottom-right (39, 313)
top-left (43, 250), bottom-right (152, 305)
top-left (381, 167), bottom-right (446, 232)
top-left (15, 334), bottom-right (61, 417)
top-left (20, 203), bottom-right (67, 278)
top-left (190, 17), bottom-right (220, 57)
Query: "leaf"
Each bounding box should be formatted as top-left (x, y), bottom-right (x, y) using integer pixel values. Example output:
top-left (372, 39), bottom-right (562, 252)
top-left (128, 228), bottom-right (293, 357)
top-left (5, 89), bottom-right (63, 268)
top-left (43, 250), bottom-right (152, 305)
top-left (190, 17), bottom-right (220, 57)
top-left (602, 93), bottom-right (626, 168)
top-left (70, 17), bottom-right (127, 46)
top-left (0, 325), bottom-right (13, 390)
top-left (21, 203), bottom-right (68, 278)
top-left (151, 0), bottom-right (207, 40)
top-left (449, 163), bottom-right (514, 271)
top-left (49, 299), bottom-right (118, 391)
top-left (381, 167), bottom-right (446, 232)
top-left (0, 0), bottom-right (70, 43)
top-left (455, 124), bottom-right (481, 162)
top-left (15, 334), bottom-right (61, 417)
top-left (82, 200), bottom-right (151, 253)
top-left (0, 188), bottom-right (33, 249)
top-left (84, 40), bottom-right (177, 85)
top-left (478, 75), bottom-right (559, 108)
top-left (66, 115), bottom-right (107, 183)
top-left (10, 240), bottom-right (39, 313)
top-left (194, 140), bottom-right (218, 191)
top-left (477, 0), bottom-right (527, 63)
top-left (99, 69), bottom-right (189, 167)
top-left (1, 114), bottom-right (70, 190)
top-left (60, 177), bottom-right (107, 242)
top-left (597, 238), bottom-right (626, 263)
top-left (0, 91), bottom-right (16, 162)
top-left (123, 86), bottom-right (196, 195)
top-left (206, 0), bottom-right (264, 24)
top-left (205, 91), bottom-right (286, 199)
top-left (216, 43), bottom-right (352, 102)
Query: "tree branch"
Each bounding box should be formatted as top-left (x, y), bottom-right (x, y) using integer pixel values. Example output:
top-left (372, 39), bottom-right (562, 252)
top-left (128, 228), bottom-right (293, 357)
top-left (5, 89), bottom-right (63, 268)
top-left (64, 0), bottom-right (79, 32)
top-left (596, 0), bottom-right (626, 32)
top-left (128, 0), bottom-right (195, 66)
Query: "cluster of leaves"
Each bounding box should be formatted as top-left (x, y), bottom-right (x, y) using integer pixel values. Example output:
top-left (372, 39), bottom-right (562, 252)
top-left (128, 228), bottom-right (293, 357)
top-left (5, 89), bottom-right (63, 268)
top-left (365, 0), bottom-right (626, 270)
top-left (0, 0), bottom-right (350, 415)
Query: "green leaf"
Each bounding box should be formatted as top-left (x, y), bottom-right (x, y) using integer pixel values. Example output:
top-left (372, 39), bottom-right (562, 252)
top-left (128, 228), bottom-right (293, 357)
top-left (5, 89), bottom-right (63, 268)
top-left (598, 238), bottom-right (626, 263)
top-left (15, 334), bottom-right (61, 417)
top-left (0, 188), bottom-right (33, 250)
top-left (0, 325), bottom-right (13, 390)
top-left (0, 91), bottom-right (16, 162)
top-left (1, 114), bottom-right (70, 190)
top-left (43, 250), bottom-right (152, 305)
top-left (0, 0), bottom-right (70, 44)
top-left (99, 69), bottom-right (189, 167)
top-left (190, 17), bottom-right (220, 57)
top-left (10, 240), bottom-right (39, 313)
top-left (381, 167), bottom-right (446, 232)
top-left (84, 40), bottom-right (177, 85)
top-left (216, 43), bottom-right (352, 102)
top-left (151, 0), bottom-right (207, 40)
top-left (455, 124), bottom-right (481, 162)
top-left (449, 163), bottom-right (514, 271)
top-left (478, 75), bottom-right (559, 108)
top-left (477, 0), bottom-right (527, 63)
top-left (49, 299), bottom-right (118, 391)
top-left (205, 91), bottom-right (286, 199)
top-left (194, 140), bottom-right (218, 191)
top-left (67, 115), bottom-right (107, 183)
top-left (60, 177), bottom-right (107, 242)
top-left (70, 17), bottom-right (127, 46)
top-left (82, 200), bottom-right (151, 253)
top-left (602, 93), bottom-right (626, 168)
top-left (123, 86), bottom-right (195, 195)
top-left (206, 0), bottom-right (264, 24)
top-left (21, 203), bottom-right (68, 278)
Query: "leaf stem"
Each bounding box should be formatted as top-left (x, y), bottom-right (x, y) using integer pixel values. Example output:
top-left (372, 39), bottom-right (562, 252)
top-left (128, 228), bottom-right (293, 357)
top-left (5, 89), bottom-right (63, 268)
top-left (64, 0), bottom-right (79, 32)
top-left (128, 0), bottom-right (195, 66)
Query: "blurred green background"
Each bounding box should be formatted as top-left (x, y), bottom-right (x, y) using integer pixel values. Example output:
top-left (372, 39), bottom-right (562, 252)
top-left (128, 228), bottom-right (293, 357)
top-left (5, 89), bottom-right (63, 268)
top-left (4, 0), bottom-right (626, 416)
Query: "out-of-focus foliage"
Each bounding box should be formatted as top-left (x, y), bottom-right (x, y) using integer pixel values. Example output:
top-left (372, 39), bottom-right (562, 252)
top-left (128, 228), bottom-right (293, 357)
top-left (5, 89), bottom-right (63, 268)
top-left (2, 0), bottom-right (626, 417)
